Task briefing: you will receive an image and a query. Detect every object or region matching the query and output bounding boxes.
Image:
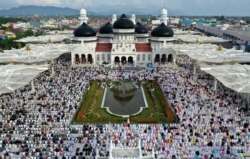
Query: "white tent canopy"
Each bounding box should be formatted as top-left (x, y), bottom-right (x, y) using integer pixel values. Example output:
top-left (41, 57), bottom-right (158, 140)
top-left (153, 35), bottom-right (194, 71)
top-left (184, 48), bottom-right (250, 63)
top-left (15, 34), bottom-right (71, 43)
top-left (0, 44), bottom-right (78, 64)
top-left (165, 43), bottom-right (250, 64)
top-left (173, 29), bottom-right (200, 35)
top-left (48, 30), bottom-right (73, 35)
top-left (201, 64), bottom-right (250, 93)
top-left (167, 43), bottom-right (217, 53)
top-left (0, 64), bottom-right (48, 95)
top-left (175, 34), bottom-right (228, 43)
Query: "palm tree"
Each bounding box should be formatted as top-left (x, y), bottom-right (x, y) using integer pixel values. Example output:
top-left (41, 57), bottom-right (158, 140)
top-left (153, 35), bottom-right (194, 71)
top-left (216, 45), bottom-right (223, 62)
top-left (196, 38), bottom-right (199, 43)
top-left (25, 45), bottom-right (31, 52)
top-left (48, 38), bottom-right (52, 44)
top-left (24, 45), bottom-right (31, 62)
top-left (216, 45), bottom-right (223, 51)
top-left (47, 38), bottom-right (55, 76)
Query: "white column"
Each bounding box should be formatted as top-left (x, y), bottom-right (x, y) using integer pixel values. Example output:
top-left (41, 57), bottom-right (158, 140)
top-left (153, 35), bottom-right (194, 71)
top-left (134, 55), bottom-right (137, 67)
top-left (31, 80), bottom-right (35, 93)
top-left (71, 53), bottom-right (74, 66)
top-left (51, 60), bottom-right (55, 76)
top-left (112, 14), bottom-right (117, 24)
top-left (248, 94), bottom-right (250, 111)
top-left (214, 79), bottom-right (217, 91)
top-left (152, 148), bottom-right (155, 158)
top-left (51, 66), bottom-right (55, 76)
top-left (96, 149), bottom-right (99, 158)
top-left (193, 66), bottom-right (197, 75)
top-left (163, 40), bottom-right (167, 47)
top-left (110, 140), bottom-right (113, 149)
top-left (131, 14), bottom-right (136, 24)
top-left (111, 56), bottom-right (114, 68)
top-left (93, 53), bottom-right (96, 65)
top-left (138, 140), bottom-right (142, 159)
top-left (109, 140), bottom-right (113, 159)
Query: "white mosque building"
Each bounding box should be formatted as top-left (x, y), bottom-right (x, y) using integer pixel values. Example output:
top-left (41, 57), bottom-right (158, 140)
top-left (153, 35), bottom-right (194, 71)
top-left (71, 7), bottom-right (176, 67)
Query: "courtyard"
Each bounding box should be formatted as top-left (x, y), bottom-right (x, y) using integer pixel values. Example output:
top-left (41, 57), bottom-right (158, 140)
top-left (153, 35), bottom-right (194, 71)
top-left (72, 79), bottom-right (177, 124)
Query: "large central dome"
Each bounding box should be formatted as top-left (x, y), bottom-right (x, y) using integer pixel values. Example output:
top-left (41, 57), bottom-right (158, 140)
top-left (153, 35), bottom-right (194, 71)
top-left (151, 23), bottom-right (174, 37)
top-left (113, 14), bottom-right (135, 29)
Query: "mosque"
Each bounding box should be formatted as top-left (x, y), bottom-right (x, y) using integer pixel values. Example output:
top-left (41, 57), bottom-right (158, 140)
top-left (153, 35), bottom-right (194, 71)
top-left (71, 7), bottom-right (176, 67)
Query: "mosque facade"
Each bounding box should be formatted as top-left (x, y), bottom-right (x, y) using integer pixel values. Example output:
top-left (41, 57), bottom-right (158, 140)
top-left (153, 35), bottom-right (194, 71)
top-left (71, 7), bottom-right (176, 67)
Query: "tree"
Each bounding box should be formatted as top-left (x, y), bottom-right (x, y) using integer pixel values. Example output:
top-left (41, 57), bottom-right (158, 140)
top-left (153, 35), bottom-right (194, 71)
top-left (196, 38), bottom-right (199, 43)
top-left (15, 42), bottom-right (23, 49)
top-left (1, 26), bottom-right (8, 31)
top-left (219, 16), bottom-right (225, 21)
top-left (0, 38), bottom-right (13, 50)
top-left (25, 45), bottom-right (31, 52)
top-left (246, 19), bottom-right (250, 24)
top-left (216, 45), bottom-right (223, 52)
top-left (0, 17), bottom-right (27, 25)
top-left (24, 45), bottom-right (31, 62)
top-left (24, 29), bottom-right (34, 37)
top-left (48, 38), bottom-right (52, 44)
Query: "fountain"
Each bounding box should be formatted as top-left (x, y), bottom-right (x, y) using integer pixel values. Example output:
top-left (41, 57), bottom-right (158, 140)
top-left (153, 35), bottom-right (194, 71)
top-left (102, 81), bottom-right (147, 117)
top-left (111, 82), bottom-right (137, 102)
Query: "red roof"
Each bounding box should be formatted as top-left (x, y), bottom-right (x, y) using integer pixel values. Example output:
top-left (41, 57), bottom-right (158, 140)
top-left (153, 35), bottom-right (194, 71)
top-left (96, 43), bottom-right (112, 52)
top-left (136, 43), bottom-right (152, 52)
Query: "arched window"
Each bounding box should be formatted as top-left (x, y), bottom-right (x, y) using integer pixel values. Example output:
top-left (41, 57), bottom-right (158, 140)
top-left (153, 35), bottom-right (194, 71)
top-left (121, 56), bottom-right (126, 64)
top-left (114, 56), bottom-right (120, 63)
top-left (87, 54), bottom-right (93, 64)
top-left (81, 54), bottom-right (86, 63)
top-left (154, 54), bottom-right (160, 63)
top-left (168, 54), bottom-right (173, 62)
top-left (75, 54), bottom-right (80, 64)
top-left (161, 54), bottom-right (166, 64)
top-left (128, 56), bottom-right (134, 64)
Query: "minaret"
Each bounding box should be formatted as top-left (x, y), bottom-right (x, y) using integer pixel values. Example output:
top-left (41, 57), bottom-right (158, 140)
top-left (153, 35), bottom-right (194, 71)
top-left (79, 8), bottom-right (88, 25)
top-left (112, 14), bottom-right (117, 24)
top-left (131, 14), bottom-right (136, 24)
top-left (160, 0), bottom-right (168, 25)
top-left (160, 8), bottom-right (168, 25)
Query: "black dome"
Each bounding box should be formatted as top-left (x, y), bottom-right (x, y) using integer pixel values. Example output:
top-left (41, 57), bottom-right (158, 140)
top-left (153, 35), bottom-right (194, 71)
top-left (99, 22), bottom-right (113, 34)
top-left (74, 23), bottom-right (96, 37)
top-left (151, 23), bottom-right (174, 37)
top-left (113, 14), bottom-right (135, 29)
top-left (135, 22), bottom-right (148, 34)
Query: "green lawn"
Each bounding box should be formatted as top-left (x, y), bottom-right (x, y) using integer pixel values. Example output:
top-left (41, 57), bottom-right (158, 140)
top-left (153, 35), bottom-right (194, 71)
top-left (71, 80), bottom-right (177, 124)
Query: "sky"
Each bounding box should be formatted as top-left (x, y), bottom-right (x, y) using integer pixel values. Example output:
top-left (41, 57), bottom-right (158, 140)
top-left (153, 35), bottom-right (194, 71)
top-left (0, 0), bottom-right (250, 16)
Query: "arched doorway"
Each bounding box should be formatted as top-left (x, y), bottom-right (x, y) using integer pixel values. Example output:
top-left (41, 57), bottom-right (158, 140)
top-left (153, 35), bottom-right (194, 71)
top-left (81, 54), bottom-right (86, 63)
top-left (154, 54), bottom-right (160, 63)
top-left (121, 56), bottom-right (126, 64)
top-left (114, 56), bottom-right (120, 63)
top-left (161, 54), bottom-right (166, 64)
top-left (87, 54), bottom-right (93, 64)
top-left (128, 56), bottom-right (133, 65)
top-left (75, 54), bottom-right (80, 64)
top-left (168, 54), bottom-right (173, 62)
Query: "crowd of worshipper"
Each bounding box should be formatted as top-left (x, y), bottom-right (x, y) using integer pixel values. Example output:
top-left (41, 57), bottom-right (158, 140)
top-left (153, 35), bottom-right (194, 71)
top-left (0, 53), bottom-right (249, 158)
